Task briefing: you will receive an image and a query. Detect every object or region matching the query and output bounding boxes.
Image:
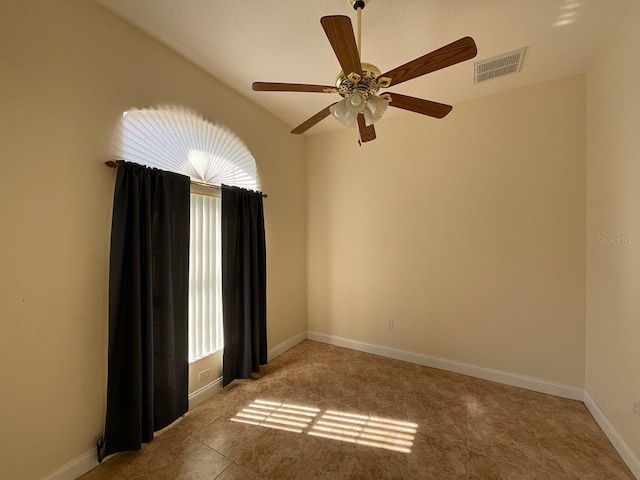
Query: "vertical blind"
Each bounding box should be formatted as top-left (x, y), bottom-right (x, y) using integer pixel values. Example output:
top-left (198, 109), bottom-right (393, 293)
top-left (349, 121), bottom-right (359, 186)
top-left (188, 193), bottom-right (223, 362)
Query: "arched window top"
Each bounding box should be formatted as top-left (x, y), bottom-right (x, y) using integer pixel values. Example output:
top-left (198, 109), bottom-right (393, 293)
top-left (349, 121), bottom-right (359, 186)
top-left (113, 105), bottom-right (261, 190)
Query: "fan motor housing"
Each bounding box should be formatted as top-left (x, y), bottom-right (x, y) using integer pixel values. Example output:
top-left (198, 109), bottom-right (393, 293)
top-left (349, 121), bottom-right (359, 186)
top-left (335, 63), bottom-right (381, 98)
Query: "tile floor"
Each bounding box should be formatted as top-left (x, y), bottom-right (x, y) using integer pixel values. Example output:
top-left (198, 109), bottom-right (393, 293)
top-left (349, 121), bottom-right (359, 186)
top-left (80, 340), bottom-right (635, 479)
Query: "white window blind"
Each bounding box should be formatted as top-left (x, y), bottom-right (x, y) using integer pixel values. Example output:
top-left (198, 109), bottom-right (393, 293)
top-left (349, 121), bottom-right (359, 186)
top-left (114, 105), bottom-right (261, 190)
top-left (188, 193), bottom-right (223, 362)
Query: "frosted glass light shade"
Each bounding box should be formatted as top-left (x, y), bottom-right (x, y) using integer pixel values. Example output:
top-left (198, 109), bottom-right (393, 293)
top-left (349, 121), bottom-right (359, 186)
top-left (113, 105), bottom-right (260, 190)
top-left (346, 92), bottom-right (366, 114)
top-left (342, 111), bottom-right (358, 128)
top-left (330, 100), bottom-right (358, 127)
top-left (364, 95), bottom-right (389, 126)
top-left (330, 99), bottom-right (348, 119)
top-left (330, 94), bottom-right (389, 128)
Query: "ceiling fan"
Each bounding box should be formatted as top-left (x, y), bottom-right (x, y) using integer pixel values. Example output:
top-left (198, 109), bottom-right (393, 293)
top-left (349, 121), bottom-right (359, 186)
top-left (252, 0), bottom-right (478, 144)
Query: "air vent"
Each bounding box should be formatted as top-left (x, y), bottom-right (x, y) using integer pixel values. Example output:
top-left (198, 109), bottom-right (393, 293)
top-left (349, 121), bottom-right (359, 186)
top-left (474, 47), bottom-right (527, 84)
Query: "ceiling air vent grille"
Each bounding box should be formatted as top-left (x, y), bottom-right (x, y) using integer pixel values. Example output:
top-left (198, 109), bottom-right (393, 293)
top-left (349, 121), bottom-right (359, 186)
top-left (474, 47), bottom-right (527, 84)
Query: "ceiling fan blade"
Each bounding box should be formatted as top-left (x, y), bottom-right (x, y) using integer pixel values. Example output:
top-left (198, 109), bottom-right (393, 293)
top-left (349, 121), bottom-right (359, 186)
top-left (321, 16), bottom-right (362, 77)
top-left (386, 92), bottom-right (453, 118)
top-left (380, 37), bottom-right (477, 87)
top-left (253, 82), bottom-right (336, 93)
top-left (357, 114), bottom-right (376, 143)
top-left (291, 103), bottom-right (337, 134)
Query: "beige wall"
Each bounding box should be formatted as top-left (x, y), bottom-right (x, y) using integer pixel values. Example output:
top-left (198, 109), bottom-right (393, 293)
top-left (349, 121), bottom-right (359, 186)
top-left (307, 75), bottom-right (586, 388)
top-left (2, 0), bottom-right (637, 477)
top-left (0, 1), bottom-right (306, 479)
top-left (586, 3), bottom-right (640, 460)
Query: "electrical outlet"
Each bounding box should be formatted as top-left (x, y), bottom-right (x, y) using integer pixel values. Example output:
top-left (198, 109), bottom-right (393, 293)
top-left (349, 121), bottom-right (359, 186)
top-left (198, 369), bottom-right (211, 381)
top-left (633, 398), bottom-right (640, 418)
top-left (387, 319), bottom-right (394, 330)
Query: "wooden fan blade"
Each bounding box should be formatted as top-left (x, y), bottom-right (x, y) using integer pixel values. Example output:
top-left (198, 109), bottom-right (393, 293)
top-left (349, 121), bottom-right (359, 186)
top-left (291, 103), bottom-right (337, 134)
top-left (253, 82), bottom-right (336, 93)
top-left (387, 92), bottom-right (453, 118)
top-left (321, 16), bottom-right (362, 77)
top-left (381, 37), bottom-right (477, 87)
top-left (357, 114), bottom-right (376, 143)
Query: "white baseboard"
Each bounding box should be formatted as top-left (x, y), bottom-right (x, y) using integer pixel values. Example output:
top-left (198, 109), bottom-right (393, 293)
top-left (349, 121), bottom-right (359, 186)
top-left (584, 392), bottom-right (640, 479)
top-left (188, 330), bottom-right (307, 411)
top-left (188, 376), bottom-right (224, 410)
top-left (41, 377), bottom-right (226, 480)
top-left (48, 330), bottom-right (630, 480)
top-left (306, 331), bottom-right (584, 401)
top-left (39, 449), bottom-right (98, 480)
top-left (187, 330), bottom-right (307, 411)
top-left (268, 331), bottom-right (307, 361)
top-left (307, 328), bottom-right (640, 476)
top-left (38, 330), bottom-right (307, 480)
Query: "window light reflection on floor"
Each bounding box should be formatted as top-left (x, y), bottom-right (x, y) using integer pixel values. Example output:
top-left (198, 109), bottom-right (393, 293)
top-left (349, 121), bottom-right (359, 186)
top-left (231, 399), bottom-right (418, 453)
top-left (230, 399), bottom-right (320, 433)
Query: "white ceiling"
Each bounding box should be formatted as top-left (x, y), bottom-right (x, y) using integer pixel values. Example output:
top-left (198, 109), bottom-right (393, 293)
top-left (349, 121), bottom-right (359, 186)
top-left (95, 0), bottom-right (632, 134)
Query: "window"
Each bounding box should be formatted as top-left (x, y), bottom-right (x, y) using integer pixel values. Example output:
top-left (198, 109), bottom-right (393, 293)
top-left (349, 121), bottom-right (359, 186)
top-left (114, 105), bottom-right (260, 363)
top-left (189, 191), bottom-right (222, 361)
top-left (114, 105), bottom-right (260, 190)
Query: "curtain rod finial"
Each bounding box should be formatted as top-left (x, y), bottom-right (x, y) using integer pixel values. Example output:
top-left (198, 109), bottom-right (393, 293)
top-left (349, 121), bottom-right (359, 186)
top-left (105, 160), bottom-right (119, 168)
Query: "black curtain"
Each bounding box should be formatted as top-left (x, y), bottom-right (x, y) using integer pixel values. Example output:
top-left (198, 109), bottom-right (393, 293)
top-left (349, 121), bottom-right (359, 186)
top-left (98, 161), bottom-right (190, 462)
top-left (221, 185), bottom-right (267, 387)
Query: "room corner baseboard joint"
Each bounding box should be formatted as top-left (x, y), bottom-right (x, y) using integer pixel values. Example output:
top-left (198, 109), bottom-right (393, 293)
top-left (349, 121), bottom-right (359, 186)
top-left (583, 392), bottom-right (640, 479)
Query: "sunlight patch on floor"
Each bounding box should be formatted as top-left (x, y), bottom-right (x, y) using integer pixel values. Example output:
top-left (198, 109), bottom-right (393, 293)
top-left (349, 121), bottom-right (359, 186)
top-left (231, 399), bottom-right (417, 453)
top-left (230, 399), bottom-right (320, 433)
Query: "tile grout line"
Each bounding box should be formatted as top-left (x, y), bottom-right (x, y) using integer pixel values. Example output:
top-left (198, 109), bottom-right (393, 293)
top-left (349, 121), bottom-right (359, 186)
top-left (179, 414), bottom-right (247, 476)
top-left (531, 418), bottom-right (552, 479)
top-left (211, 461), bottom-right (234, 480)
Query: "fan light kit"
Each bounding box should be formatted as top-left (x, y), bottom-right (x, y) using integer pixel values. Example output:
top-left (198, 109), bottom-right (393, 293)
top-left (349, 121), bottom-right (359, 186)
top-left (253, 0), bottom-right (477, 144)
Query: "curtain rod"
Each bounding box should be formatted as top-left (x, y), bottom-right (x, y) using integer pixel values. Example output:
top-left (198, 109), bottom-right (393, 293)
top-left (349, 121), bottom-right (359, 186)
top-left (104, 161), bottom-right (267, 198)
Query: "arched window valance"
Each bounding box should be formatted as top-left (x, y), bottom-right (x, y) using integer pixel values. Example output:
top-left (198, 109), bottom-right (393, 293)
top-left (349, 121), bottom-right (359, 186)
top-left (113, 105), bottom-right (261, 190)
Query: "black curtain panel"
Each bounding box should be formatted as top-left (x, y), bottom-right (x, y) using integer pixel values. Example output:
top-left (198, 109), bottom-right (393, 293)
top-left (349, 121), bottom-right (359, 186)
top-left (98, 161), bottom-right (190, 462)
top-left (221, 185), bottom-right (267, 387)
